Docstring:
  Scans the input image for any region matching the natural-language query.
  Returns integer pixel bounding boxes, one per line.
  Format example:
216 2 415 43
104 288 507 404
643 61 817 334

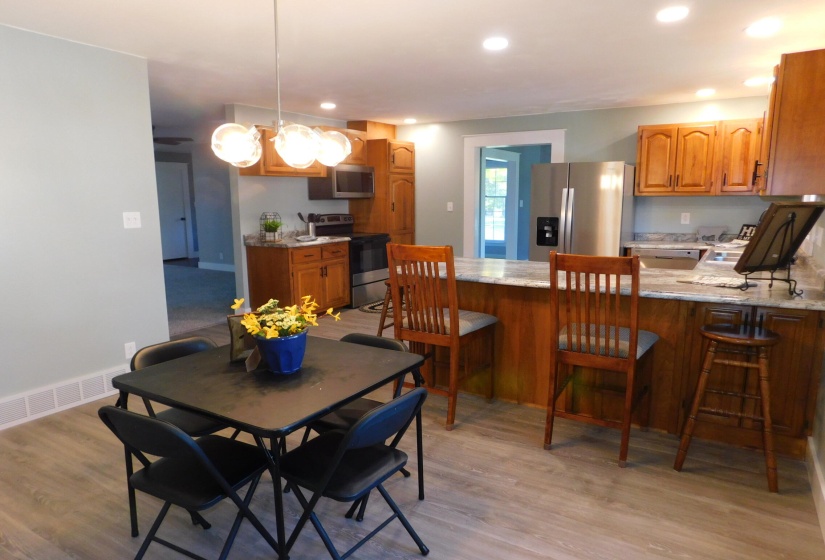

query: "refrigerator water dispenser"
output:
536 217 559 247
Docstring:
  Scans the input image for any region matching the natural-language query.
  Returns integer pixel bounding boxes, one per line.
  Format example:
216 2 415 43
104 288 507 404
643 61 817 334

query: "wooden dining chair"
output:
544 251 659 467
387 243 497 430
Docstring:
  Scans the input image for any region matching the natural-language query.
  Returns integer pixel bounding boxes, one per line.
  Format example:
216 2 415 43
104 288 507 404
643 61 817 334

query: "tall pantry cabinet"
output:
349 139 416 244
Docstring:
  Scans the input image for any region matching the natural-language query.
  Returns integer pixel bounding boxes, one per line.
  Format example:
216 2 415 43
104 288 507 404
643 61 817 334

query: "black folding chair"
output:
98 406 279 560
300 333 426 521
281 387 430 559
120 336 238 537
129 337 228 437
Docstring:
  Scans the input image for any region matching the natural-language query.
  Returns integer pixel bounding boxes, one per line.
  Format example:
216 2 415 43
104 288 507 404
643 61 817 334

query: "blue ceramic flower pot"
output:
255 329 308 374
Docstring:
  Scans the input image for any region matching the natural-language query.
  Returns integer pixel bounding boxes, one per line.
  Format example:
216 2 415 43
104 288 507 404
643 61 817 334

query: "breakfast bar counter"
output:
447 255 825 458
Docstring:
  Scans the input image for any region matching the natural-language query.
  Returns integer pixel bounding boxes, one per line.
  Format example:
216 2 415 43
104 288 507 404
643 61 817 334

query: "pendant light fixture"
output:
211 0 350 169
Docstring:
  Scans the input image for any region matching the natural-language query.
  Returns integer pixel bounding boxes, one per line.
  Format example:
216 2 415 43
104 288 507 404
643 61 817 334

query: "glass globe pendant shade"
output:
229 141 262 168
315 129 352 167
274 124 320 168
211 124 262 167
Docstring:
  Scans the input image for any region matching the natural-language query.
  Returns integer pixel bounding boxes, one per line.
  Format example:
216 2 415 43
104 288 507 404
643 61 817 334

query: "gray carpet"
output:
164 264 236 335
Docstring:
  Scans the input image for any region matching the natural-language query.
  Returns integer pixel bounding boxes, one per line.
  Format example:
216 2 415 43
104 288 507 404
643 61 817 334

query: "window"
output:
484 165 508 241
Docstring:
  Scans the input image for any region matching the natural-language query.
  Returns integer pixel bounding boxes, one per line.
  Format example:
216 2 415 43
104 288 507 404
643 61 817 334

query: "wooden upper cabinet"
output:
344 129 368 165
674 125 715 193
762 48 825 196
715 118 763 195
390 175 415 239
637 119 766 196
314 127 368 166
388 141 415 174
636 126 677 194
636 124 715 195
239 127 327 177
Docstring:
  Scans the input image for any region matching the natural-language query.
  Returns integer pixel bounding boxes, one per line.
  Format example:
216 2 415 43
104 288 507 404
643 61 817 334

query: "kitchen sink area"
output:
704 249 745 264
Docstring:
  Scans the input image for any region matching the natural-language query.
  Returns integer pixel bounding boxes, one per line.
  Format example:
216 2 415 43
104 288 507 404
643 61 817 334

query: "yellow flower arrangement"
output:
230 296 340 339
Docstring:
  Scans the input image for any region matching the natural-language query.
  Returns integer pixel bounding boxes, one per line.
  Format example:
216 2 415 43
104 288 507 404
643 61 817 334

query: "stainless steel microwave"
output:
308 164 375 199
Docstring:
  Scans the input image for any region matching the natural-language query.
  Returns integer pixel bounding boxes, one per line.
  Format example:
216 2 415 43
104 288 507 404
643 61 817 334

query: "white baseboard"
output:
808 437 825 544
198 261 235 272
0 366 125 430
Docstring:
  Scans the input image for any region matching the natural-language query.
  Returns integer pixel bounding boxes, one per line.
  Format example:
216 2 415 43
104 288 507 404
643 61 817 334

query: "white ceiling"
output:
2 0 824 139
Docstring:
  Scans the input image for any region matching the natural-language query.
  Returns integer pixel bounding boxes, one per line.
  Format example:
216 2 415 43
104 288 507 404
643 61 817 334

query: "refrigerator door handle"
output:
559 187 569 253
564 188 575 253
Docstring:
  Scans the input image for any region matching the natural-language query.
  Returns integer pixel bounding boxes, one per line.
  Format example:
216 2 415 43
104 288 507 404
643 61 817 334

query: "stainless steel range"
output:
315 214 391 308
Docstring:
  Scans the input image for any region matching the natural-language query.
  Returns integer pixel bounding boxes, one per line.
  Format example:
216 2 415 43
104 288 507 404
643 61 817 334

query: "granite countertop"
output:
452 255 825 311
244 234 350 248
625 240 714 251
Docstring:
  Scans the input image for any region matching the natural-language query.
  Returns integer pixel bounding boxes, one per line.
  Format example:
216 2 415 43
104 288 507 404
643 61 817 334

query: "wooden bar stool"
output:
673 323 781 492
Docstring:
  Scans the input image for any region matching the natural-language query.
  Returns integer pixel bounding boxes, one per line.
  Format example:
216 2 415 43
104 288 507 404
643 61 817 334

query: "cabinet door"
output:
388 141 415 174
716 119 762 195
757 308 820 442
390 175 415 237
763 49 825 196
293 263 324 307
636 126 677 194
322 259 350 308
343 130 368 165
673 125 715 193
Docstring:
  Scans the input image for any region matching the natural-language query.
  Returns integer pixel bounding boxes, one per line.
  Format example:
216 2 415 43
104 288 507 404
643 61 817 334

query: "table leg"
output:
255 434 288 559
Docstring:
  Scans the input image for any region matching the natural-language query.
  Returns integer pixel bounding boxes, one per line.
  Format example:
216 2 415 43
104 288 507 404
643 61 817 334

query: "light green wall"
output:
0 25 168 398
398 96 770 250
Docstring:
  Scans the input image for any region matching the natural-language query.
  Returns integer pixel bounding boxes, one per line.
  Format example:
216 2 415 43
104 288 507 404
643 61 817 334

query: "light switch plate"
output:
123 212 142 229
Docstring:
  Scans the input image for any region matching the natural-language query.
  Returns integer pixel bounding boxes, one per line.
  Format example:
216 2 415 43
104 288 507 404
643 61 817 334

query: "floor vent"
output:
0 366 128 431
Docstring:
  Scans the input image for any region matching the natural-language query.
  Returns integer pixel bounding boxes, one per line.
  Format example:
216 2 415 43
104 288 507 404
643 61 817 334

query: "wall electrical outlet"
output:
123 212 142 229
680 212 690 225
124 341 136 358
447 202 454 212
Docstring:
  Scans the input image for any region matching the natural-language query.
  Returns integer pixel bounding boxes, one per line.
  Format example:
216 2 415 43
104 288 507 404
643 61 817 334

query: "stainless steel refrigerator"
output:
528 162 635 261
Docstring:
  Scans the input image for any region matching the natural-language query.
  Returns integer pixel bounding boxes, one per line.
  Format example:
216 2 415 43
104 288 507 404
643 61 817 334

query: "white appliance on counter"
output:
529 162 635 261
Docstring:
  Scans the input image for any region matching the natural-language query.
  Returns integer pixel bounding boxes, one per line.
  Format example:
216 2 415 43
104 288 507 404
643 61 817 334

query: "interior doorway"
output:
463 130 566 258
155 161 194 260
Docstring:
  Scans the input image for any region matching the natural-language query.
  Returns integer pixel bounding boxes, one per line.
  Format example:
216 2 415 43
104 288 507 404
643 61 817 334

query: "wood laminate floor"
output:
2 308 823 559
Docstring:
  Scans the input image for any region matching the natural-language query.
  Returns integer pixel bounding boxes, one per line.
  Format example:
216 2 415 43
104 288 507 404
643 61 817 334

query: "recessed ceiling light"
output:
483 37 508 51
403 118 417 124
696 88 716 97
656 6 689 23
746 17 782 38
744 76 775 87
320 102 336 110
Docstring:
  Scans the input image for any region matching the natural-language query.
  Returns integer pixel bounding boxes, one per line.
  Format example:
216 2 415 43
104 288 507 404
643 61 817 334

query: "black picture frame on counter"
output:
734 201 825 296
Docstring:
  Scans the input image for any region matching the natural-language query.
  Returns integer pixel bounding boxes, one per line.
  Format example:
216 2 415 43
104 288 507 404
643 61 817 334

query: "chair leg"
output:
416 407 425 500
376 283 393 337
757 347 779 493
124 448 139 538
674 341 718 472
445 343 460 430
189 510 211 530
618 365 636 468
544 362 560 450
134 502 172 560
377 484 429 555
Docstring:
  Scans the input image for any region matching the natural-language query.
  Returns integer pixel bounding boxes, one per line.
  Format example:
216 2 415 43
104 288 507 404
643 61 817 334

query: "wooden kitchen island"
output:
447 254 825 459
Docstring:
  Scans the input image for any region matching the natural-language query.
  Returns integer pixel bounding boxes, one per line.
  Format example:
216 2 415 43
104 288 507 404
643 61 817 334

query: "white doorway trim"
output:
463 129 566 257
155 161 194 260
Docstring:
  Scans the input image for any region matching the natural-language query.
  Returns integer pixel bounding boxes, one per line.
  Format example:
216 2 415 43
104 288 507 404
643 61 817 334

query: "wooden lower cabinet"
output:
452 280 822 458
246 242 350 310
681 302 821 457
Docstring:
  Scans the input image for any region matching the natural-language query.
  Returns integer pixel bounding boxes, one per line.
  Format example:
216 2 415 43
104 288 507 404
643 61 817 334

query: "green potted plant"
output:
263 219 282 241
